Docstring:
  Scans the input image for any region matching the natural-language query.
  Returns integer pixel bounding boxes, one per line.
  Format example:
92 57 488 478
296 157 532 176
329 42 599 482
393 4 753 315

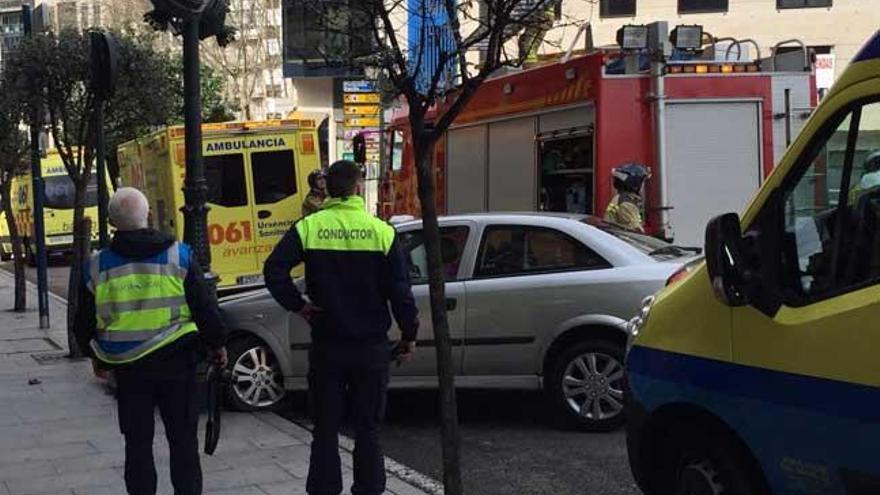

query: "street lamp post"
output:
145 0 234 296
181 17 216 292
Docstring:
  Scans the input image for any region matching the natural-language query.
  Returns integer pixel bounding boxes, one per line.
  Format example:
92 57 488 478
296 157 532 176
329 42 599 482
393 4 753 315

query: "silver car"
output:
218 213 696 430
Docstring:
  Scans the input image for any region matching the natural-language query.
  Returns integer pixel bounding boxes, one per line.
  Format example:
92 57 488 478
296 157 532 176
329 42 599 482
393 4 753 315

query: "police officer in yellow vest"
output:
74 187 227 495
264 160 419 495
605 163 651 233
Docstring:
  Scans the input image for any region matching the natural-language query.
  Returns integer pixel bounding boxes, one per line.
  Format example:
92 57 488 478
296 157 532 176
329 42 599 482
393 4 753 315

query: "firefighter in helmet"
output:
605 163 651 232
302 169 327 217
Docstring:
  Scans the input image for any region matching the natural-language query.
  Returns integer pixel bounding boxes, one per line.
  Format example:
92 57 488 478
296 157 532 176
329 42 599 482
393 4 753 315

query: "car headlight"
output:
626 295 655 351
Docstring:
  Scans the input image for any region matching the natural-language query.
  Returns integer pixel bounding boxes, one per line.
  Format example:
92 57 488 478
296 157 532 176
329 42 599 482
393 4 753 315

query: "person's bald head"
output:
109 187 149 231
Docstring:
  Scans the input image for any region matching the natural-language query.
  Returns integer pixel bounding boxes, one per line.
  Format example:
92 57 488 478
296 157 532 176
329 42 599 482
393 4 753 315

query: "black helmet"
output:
612 163 651 193
308 169 325 189
865 150 880 173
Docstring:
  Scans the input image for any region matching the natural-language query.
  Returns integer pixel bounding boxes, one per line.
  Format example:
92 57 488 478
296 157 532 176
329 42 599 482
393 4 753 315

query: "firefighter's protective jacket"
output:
604 192 645 233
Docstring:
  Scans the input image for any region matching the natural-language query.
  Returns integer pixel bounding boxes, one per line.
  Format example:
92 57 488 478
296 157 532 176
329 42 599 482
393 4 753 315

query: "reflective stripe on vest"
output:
86 242 197 364
296 196 395 254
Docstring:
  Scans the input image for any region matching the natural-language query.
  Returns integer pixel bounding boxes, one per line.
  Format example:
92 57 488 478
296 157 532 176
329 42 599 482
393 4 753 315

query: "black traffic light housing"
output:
145 0 236 46
89 31 120 99
353 133 367 165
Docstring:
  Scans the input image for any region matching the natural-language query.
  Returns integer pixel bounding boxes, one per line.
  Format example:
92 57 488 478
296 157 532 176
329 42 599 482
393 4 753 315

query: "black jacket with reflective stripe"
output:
263 196 418 345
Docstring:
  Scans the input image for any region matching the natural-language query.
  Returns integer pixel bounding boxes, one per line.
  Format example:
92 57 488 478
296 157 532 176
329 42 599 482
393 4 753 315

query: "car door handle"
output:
258 210 272 219
446 298 457 311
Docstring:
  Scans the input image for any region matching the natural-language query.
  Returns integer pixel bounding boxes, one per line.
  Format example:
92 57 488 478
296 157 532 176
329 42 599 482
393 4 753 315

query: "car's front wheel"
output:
547 339 626 431
225 337 286 411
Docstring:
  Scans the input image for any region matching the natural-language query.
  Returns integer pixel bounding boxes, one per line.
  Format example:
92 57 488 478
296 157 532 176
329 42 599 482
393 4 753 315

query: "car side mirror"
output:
705 213 749 306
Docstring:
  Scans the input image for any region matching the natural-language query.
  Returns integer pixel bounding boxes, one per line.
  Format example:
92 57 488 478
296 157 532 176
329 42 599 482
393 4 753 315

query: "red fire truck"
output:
379 35 816 246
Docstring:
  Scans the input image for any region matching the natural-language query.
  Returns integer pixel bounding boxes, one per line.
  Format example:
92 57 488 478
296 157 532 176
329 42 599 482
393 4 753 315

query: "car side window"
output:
780 99 880 301
476 226 610 278
399 226 470 284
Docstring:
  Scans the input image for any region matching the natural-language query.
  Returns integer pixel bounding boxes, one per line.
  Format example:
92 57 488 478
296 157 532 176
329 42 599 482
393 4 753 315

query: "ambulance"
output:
0 211 10 261
625 31 880 495
117 119 321 290
8 151 102 262
380 26 816 247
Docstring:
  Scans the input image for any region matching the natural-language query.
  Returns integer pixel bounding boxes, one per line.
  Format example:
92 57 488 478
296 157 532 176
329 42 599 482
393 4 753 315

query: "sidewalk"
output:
0 271 430 495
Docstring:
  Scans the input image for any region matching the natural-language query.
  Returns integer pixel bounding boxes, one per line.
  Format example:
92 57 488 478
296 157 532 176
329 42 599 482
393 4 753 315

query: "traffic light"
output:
353 133 367 165
89 31 120 99
145 0 235 46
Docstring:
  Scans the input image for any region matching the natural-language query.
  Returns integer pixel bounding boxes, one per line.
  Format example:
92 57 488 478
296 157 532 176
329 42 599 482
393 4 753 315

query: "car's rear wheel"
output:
225 337 286 411
547 339 626 431
660 423 767 495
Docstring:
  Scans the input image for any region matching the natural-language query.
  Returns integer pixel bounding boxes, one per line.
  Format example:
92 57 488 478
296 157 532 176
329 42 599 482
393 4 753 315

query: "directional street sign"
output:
344 93 381 104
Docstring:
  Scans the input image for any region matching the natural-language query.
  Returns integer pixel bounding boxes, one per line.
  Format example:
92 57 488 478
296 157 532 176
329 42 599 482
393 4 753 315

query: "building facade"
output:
554 0 875 85
0 0 32 72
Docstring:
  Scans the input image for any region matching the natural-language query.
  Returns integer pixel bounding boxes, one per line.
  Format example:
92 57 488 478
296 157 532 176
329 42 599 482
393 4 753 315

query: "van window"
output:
781 100 880 300
206 154 247 207
252 150 297 204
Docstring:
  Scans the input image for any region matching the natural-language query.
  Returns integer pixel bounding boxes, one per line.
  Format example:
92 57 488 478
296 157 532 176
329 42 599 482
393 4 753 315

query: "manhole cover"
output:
31 352 70 365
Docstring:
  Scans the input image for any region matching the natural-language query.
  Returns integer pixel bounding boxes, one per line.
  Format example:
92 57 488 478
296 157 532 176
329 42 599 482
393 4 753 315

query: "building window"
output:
777 0 831 8
600 0 636 17
265 84 283 98
678 0 728 14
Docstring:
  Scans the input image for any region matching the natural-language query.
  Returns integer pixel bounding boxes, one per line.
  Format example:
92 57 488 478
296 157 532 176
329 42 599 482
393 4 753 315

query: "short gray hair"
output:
109 187 149 231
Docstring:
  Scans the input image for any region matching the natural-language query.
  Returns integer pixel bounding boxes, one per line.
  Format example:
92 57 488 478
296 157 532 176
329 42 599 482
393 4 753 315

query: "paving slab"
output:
0 270 432 495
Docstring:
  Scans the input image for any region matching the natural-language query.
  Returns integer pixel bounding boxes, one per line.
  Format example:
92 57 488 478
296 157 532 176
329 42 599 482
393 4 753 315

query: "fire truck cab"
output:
381 30 816 246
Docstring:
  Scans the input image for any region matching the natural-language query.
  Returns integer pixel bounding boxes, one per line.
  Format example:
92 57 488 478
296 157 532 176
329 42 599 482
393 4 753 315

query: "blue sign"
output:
343 80 377 93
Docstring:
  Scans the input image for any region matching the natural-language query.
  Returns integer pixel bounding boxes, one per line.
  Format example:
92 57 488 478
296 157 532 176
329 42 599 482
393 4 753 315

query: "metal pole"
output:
181 18 217 295
649 22 671 241
30 117 50 329
23 5 49 329
95 100 109 248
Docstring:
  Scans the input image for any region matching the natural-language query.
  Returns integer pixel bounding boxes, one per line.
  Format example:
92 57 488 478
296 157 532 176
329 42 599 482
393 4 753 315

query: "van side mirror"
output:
705 213 749 306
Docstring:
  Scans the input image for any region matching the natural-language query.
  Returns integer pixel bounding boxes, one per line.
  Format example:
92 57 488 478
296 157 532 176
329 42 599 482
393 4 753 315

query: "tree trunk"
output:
412 135 463 495
66 179 88 358
1 181 26 312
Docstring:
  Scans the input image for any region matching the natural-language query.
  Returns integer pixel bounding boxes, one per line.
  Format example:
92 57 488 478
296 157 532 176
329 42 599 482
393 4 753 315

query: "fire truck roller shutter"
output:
488 117 537 211
447 125 488 214
664 101 762 247
772 74 814 165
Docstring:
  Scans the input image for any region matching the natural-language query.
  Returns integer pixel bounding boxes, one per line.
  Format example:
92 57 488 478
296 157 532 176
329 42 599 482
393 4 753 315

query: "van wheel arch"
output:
636 403 770 495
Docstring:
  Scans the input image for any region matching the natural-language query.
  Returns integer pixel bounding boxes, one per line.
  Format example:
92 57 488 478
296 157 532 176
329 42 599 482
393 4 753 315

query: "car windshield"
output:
581 217 698 259
44 174 98 210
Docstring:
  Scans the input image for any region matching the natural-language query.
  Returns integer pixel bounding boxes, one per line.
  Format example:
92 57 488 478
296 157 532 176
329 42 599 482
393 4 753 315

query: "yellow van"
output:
625 32 880 495
117 119 321 289
0 211 10 261
10 151 102 262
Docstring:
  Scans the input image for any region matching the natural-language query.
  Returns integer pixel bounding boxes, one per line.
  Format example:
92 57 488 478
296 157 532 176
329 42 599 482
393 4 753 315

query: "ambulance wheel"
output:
225 337 286 412
665 424 768 495
546 339 627 431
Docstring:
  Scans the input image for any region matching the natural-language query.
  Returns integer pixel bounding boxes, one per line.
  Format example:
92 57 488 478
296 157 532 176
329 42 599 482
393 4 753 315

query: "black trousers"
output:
306 342 390 495
115 348 202 495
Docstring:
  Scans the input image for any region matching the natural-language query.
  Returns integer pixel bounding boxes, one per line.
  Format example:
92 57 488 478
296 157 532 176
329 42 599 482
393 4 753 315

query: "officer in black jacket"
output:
263 160 419 495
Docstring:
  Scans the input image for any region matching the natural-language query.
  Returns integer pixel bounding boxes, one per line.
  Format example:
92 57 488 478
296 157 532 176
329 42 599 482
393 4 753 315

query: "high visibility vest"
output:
296 196 395 255
85 242 198 364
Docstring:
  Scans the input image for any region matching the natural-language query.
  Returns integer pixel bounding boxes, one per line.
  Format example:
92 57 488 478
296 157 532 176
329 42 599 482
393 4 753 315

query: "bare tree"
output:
289 0 583 492
202 0 285 120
